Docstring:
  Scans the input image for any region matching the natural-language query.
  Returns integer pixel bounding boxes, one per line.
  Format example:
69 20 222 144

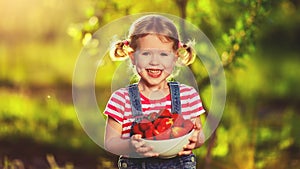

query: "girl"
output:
104 14 205 169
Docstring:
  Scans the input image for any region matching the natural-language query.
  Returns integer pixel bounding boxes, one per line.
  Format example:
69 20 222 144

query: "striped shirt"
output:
104 84 205 138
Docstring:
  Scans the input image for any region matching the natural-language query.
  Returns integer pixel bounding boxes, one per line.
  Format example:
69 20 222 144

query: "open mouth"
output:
146 69 162 78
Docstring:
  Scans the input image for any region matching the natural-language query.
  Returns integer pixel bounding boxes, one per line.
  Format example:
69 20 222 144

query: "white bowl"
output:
141 129 194 158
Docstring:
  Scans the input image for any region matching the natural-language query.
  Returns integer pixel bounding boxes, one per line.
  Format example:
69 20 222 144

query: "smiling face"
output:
130 34 177 88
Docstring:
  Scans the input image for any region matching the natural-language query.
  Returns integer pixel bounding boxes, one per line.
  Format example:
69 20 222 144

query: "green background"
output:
0 0 299 168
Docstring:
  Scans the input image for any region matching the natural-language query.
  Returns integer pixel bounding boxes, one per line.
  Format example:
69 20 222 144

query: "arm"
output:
104 117 159 157
191 116 205 148
104 117 132 155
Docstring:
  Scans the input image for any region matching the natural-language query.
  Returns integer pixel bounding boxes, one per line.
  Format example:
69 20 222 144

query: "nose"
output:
149 53 160 65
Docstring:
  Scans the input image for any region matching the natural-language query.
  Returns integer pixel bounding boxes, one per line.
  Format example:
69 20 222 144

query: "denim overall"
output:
118 82 197 169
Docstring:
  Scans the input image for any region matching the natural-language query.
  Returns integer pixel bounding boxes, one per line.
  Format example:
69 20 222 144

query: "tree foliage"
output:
67 1 300 168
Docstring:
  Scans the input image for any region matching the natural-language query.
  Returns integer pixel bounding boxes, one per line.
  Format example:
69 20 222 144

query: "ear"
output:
129 52 136 65
174 52 179 62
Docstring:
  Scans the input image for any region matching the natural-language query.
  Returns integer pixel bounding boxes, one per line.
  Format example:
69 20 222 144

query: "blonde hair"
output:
109 15 196 65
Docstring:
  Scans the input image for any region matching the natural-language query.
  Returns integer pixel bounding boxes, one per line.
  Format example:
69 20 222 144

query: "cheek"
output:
134 59 147 73
165 57 177 68
164 65 174 73
135 65 143 73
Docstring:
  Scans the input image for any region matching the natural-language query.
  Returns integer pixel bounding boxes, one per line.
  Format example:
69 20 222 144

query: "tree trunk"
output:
204 129 217 169
175 0 188 41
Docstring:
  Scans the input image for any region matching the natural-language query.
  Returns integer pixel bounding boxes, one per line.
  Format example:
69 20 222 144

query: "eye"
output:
141 51 151 56
160 52 169 56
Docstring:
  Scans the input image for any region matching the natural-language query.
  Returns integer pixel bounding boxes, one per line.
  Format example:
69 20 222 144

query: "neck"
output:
138 80 169 100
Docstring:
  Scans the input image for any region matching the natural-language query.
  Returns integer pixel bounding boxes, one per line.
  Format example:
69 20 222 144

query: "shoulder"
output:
179 83 199 94
112 87 128 94
110 87 129 100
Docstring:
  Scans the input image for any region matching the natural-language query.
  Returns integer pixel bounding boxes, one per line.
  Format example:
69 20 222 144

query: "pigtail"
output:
176 41 196 66
109 40 134 61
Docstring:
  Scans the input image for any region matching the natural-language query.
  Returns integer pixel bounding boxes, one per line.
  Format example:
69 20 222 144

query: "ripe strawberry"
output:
156 125 166 133
183 119 194 132
148 112 158 122
132 123 143 136
153 118 162 127
155 128 172 140
172 114 184 127
144 129 154 139
152 129 160 136
158 109 172 118
157 118 173 132
139 119 152 131
171 127 187 138
171 113 179 120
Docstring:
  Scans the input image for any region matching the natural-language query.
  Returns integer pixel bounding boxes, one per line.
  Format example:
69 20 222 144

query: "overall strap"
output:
128 84 143 122
168 81 182 114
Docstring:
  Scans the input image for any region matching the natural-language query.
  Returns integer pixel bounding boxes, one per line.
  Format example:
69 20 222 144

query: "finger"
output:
143 152 159 157
178 150 192 156
131 134 143 145
194 122 201 129
136 145 153 153
189 135 197 143
191 128 200 137
131 134 142 140
133 140 146 149
136 146 159 157
184 143 196 150
198 132 205 143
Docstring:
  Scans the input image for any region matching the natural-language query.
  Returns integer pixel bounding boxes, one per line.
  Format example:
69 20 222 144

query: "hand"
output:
130 134 159 157
178 118 204 156
178 130 198 156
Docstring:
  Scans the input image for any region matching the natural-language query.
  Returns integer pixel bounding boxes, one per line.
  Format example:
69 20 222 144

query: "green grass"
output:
0 89 95 150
